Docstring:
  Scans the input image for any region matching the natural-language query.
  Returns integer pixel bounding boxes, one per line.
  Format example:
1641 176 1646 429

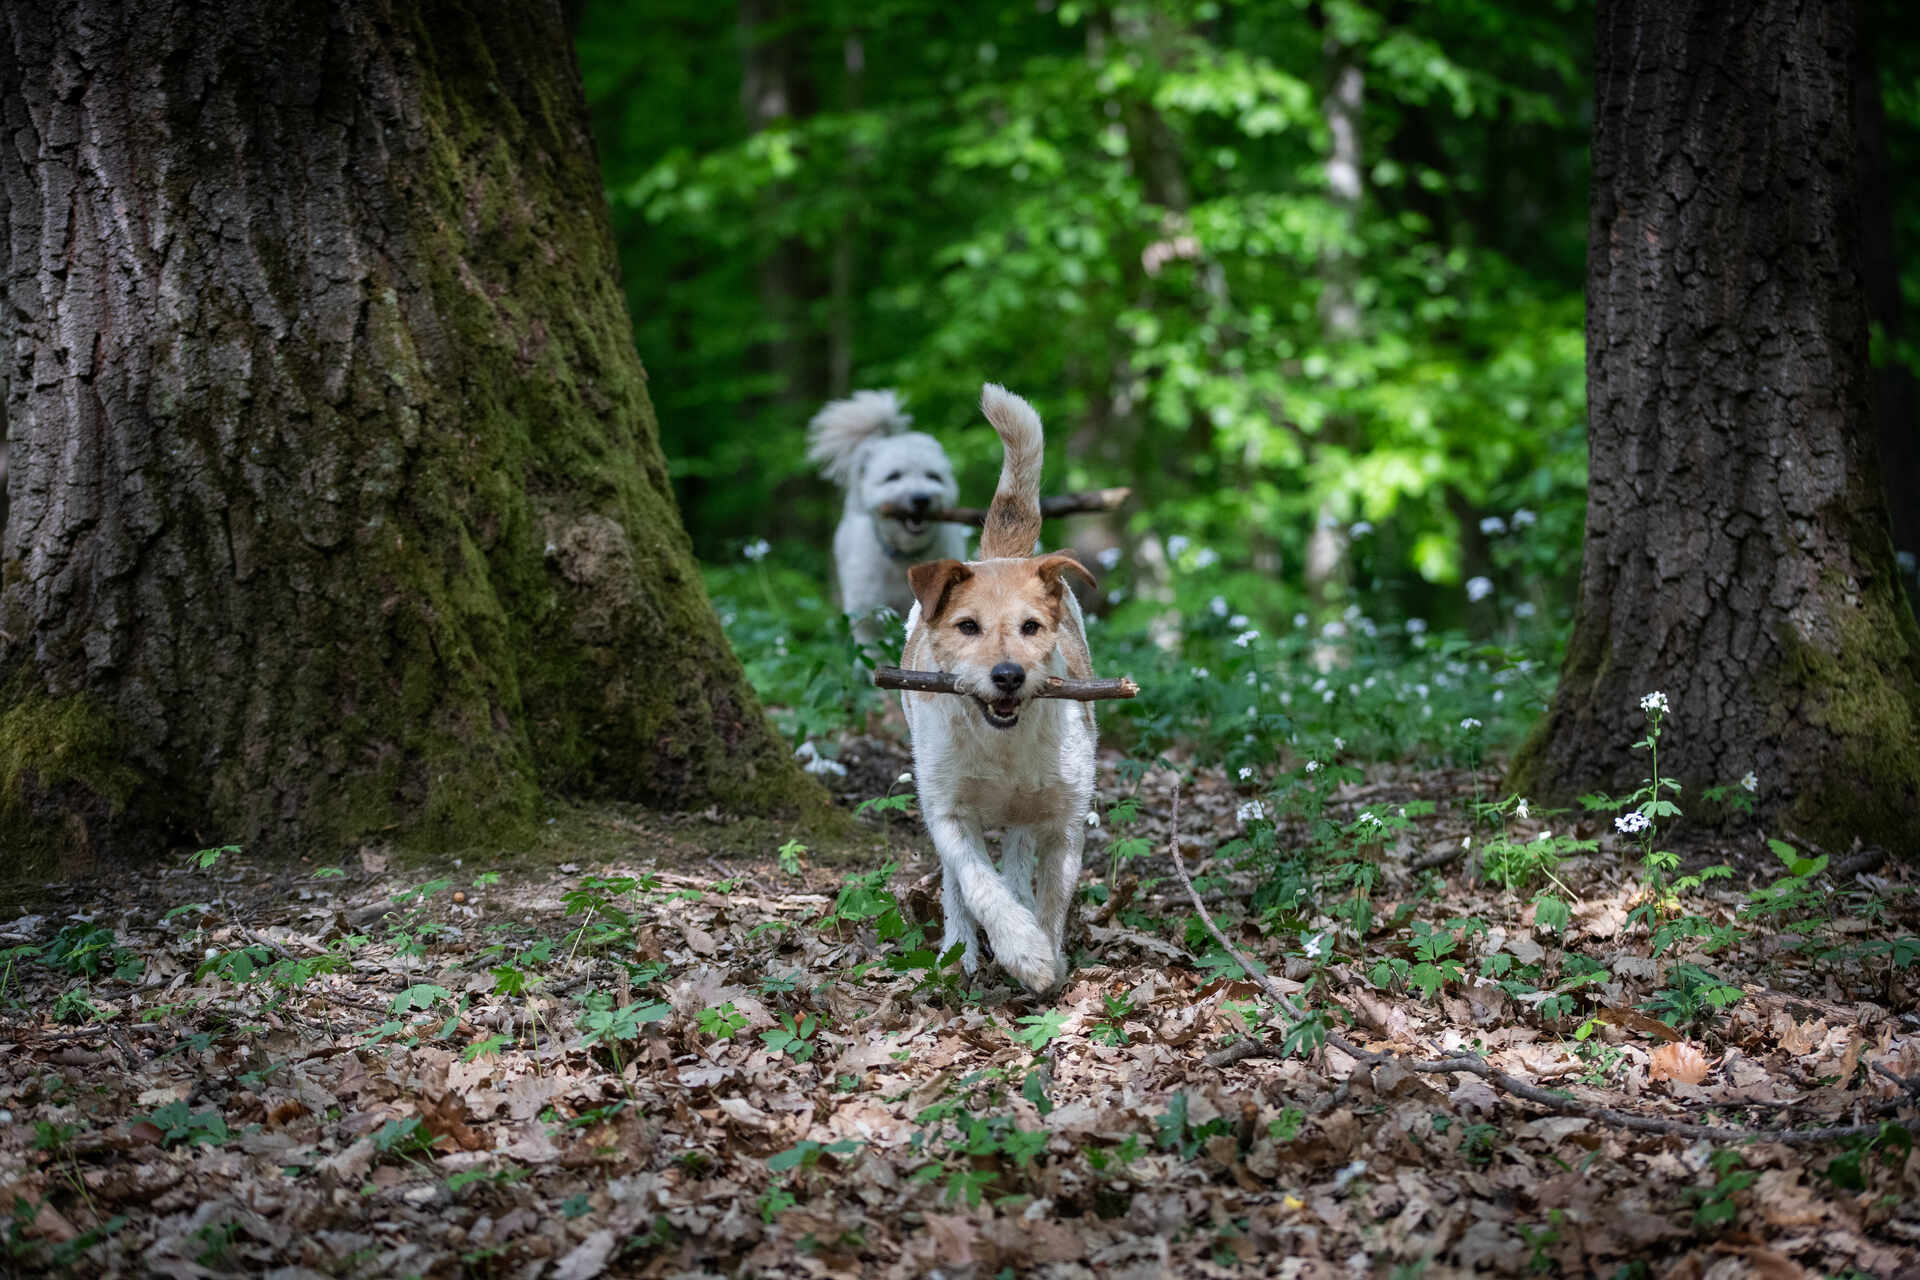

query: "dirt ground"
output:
0 745 1915 1278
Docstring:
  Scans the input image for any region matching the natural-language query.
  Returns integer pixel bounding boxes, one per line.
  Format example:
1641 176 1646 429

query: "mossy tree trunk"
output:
1509 0 1920 856
0 0 824 869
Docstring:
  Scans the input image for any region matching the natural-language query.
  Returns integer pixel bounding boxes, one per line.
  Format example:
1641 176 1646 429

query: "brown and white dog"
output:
901 385 1096 994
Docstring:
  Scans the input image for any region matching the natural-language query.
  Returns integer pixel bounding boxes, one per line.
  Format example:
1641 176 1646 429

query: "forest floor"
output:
0 743 1916 1279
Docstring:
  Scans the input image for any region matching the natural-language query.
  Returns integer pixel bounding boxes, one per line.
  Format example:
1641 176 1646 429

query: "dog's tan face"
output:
908 554 1092 730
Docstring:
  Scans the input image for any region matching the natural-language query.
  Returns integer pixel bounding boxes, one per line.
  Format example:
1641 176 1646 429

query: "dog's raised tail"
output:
978 383 1044 559
807 389 911 487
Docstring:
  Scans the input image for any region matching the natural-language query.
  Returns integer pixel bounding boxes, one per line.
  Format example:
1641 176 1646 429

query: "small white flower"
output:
1209 595 1229 617
1515 798 1530 820
1229 614 1250 630
1238 766 1253 780
1086 810 1101 828
1461 834 1471 850
1740 771 1758 793
896 771 913 786
1357 811 1382 828
1460 717 1483 731
1293 613 1309 629
1322 689 1335 703
1302 933 1326 959
1512 508 1537 528
1479 516 1507 536
743 538 771 562
1233 629 1260 648
1107 588 1127 604
1236 800 1266 825
1305 760 1322 773
1466 576 1494 603
1322 620 1347 639
1639 691 1669 715
1333 737 1345 751
1096 545 1124 570
1615 811 1652 835
1513 601 1537 619
1349 521 1374 538
1535 829 1552 843
1167 534 1191 558
1190 667 1210 680
1194 547 1220 569
1406 618 1428 634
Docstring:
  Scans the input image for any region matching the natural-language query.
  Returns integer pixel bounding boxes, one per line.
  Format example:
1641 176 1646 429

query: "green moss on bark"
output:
0 677 149 876
1765 571 1920 856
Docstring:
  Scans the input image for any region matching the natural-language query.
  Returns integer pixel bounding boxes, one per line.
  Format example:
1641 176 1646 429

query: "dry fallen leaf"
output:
1648 1041 1712 1086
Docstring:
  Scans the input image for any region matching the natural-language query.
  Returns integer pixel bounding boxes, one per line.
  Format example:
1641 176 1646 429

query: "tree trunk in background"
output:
1509 0 1920 855
1852 31 1920 592
1304 41 1364 650
0 0 824 870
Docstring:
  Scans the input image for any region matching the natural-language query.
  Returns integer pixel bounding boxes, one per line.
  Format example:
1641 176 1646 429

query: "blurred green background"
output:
574 0 1918 649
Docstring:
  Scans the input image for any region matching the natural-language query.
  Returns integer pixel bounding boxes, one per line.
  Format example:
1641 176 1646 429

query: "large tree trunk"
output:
0 0 824 870
1509 0 1920 855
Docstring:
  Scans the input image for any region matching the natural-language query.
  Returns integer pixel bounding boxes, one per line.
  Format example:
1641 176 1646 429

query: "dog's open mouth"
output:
899 517 928 536
976 696 1022 729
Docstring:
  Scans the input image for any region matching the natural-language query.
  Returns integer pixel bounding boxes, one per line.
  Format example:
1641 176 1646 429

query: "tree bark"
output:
0 0 825 870
1509 0 1920 855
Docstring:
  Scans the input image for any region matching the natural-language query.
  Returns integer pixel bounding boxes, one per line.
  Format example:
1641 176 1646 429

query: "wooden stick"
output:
873 666 1139 701
875 486 1131 527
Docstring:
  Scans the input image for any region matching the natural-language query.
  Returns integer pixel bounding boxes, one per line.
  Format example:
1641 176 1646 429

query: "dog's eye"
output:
925 472 941 481
1020 619 1042 636
884 471 903 483
955 619 981 636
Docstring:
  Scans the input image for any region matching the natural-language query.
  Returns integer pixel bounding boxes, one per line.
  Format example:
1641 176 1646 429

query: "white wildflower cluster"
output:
1193 547 1220 569
743 538 771 561
1513 602 1537 619
1639 691 1669 715
1466 576 1493 603
1357 811 1383 829
1305 760 1322 773
1293 613 1310 629
1236 800 1266 826
1238 766 1254 781
1349 521 1374 538
1512 508 1537 528
1229 613 1250 629
1096 546 1124 570
1233 629 1260 648
1166 534 1191 558
1405 618 1427 635
1740 770 1758 793
1460 717 1483 731
1479 516 1507 536
1210 595 1229 617
1190 667 1210 680
896 771 914 785
1321 620 1347 639
1302 932 1327 959
1614 811 1651 835
1086 810 1101 828
1515 797 1529 820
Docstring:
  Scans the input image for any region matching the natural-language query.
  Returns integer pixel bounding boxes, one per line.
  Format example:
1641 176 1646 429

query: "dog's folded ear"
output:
908 559 974 621
1031 552 1094 596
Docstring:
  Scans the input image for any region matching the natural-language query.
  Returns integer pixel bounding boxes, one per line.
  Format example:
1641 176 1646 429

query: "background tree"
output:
1508 0 1920 853
0 0 822 869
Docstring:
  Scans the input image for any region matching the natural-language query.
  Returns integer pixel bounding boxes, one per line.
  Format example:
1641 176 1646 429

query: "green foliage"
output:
580 0 1593 636
141 1101 228 1150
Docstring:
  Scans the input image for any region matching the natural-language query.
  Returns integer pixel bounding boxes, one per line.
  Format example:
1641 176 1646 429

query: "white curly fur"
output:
807 390 968 643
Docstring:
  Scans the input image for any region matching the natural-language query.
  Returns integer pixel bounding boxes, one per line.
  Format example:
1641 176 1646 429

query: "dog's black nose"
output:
908 493 934 514
990 663 1025 694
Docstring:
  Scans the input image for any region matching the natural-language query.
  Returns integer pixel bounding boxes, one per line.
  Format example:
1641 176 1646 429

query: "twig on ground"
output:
873 667 1139 701
1167 787 1902 1146
875 487 1131 526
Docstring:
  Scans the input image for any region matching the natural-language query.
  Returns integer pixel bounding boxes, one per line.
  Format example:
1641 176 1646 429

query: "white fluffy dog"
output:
807 391 968 645
899 385 1097 994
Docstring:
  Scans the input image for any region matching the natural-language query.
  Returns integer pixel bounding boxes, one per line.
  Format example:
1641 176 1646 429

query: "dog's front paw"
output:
999 939 1064 996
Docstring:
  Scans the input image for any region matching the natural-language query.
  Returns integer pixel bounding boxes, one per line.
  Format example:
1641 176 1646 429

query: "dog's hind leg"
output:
1032 823 1086 988
999 827 1038 912
939 863 981 974
928 811 1056 993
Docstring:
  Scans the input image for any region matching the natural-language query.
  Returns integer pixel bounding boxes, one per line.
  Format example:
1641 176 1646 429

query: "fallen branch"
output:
873 666 1139 701
876 486 1131 527
1166 788 1898 1146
